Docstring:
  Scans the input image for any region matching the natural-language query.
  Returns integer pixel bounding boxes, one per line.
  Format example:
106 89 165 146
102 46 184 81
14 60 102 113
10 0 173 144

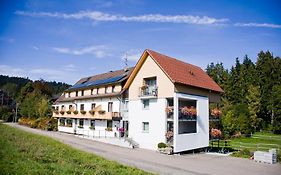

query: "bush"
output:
18 117 57 131
158 142 167 149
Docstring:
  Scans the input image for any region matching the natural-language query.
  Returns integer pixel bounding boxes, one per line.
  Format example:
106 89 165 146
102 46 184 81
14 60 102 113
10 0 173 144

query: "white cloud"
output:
235 22 281 29
33 46 39 50
15 10 228 25
53 45 109 58
0 37 15 43
0 65 25 77
0 65 78 84
121 49 142 61
64 64 76 71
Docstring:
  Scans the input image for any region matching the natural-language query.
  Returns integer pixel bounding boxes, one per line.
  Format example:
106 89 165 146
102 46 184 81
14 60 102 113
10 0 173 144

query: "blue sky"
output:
1 0 281 84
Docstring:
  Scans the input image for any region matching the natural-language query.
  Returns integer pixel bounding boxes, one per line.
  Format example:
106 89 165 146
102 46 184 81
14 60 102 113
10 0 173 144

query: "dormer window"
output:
81 90 84 96
97 88 99 95
68 92 71 98
76 91 78 97
91 89 94 95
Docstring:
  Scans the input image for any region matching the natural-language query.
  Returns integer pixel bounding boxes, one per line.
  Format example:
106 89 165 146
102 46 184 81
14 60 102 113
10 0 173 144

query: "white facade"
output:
173 92 209 153
128 98 167 150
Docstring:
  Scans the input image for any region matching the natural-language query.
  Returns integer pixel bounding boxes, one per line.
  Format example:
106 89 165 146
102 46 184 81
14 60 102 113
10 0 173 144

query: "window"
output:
107 120 112 128
76 91 78 97
142 122 149 132
91 89 94 95
55 106 59 111
90 120 95 127
79 119 84 127
108 102 113 112
61 105 65 111
97 88 99 94
66 119 72 127
59 118 65 126
81 90 84 96
91 103 96 110
112 85 115 93
142 99 149 109
105 87 108 94
69 105 73 110
68 92 71 98
80 104 84 111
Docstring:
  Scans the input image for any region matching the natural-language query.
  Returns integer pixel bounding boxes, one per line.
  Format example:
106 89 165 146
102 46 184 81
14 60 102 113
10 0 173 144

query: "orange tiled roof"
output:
146 49 223 93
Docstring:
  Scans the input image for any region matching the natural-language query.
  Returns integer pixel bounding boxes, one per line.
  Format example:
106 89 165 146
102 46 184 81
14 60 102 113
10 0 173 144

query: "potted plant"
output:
60 111 65 115
165 131 173 143
165 106 174 114
80 110 86 115
180 106 197 119
73 110 78 115
89 126 95 130
89 110 95 115
211 108 222 117
98 110 106 114
211 128 222 139
157 142 173 155
105 127 112 131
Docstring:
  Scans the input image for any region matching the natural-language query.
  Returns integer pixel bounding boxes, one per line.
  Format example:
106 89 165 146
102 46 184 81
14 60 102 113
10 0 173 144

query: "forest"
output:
0 50 280 135
207 51 281 135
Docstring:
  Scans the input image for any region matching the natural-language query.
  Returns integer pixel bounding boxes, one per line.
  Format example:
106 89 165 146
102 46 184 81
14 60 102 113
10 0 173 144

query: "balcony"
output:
52 109 121 121
139 85 158 99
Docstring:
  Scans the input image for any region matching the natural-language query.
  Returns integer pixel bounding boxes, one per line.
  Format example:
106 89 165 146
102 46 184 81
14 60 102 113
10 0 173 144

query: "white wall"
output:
128 98 166 150
173 92 209 153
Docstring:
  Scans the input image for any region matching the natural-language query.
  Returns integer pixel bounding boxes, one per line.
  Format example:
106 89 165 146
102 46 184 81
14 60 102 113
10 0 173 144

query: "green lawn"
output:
228 132 281 152
0 124 152 175
210 132 281 160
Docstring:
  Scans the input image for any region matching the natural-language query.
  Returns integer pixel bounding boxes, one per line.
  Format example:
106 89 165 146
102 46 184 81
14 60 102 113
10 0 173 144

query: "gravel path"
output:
5 123 281 175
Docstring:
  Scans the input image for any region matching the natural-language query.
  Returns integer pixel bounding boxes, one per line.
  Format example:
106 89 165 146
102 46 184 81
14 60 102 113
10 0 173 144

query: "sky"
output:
0 0 281 85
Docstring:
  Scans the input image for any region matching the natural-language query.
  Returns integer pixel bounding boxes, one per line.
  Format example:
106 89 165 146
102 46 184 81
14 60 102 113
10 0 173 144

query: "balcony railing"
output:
139 86 158 98
52 110 121 120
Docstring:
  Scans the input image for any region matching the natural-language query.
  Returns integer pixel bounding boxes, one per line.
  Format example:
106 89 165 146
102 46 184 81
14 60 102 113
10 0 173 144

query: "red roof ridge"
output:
145 49 223 93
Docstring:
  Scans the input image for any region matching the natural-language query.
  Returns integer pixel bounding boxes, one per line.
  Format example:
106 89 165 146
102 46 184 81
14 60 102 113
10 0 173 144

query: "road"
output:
5 123 281 175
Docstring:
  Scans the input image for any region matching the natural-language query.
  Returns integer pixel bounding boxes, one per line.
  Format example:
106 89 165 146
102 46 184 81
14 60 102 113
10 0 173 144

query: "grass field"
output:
210 132 281 160
0 124 152 175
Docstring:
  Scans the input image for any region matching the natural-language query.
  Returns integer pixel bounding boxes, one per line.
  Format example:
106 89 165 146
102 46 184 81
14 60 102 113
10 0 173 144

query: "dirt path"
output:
5 123 281 175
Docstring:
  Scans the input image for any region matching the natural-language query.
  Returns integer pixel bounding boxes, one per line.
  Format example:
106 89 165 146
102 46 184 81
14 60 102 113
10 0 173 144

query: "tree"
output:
37 96 50 118
246 85 262 131
272 85 281 134
2 83 17 98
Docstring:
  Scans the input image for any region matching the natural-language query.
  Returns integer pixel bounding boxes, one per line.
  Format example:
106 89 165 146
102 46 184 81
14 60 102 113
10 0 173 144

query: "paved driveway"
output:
6 123 281 175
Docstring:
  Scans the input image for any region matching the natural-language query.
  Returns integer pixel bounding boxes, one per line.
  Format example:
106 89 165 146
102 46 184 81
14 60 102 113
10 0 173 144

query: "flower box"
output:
59 111 65 115
66 110 71 114
89 110 95 115
78 125 83 129
105 127 112 131
98 110 105 115
89 126 95 130
73 110 78 115
80 110 86 115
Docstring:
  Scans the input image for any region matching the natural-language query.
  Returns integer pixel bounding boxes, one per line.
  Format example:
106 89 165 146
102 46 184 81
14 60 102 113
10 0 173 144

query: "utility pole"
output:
124 52 128 70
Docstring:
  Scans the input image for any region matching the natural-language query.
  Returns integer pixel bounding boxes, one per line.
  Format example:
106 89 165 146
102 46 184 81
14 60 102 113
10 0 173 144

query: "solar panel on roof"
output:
67 74 126 91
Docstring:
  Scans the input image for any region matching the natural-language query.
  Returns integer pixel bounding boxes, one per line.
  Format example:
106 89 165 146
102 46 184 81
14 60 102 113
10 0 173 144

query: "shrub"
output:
158 142 167 149
18 117 58 131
